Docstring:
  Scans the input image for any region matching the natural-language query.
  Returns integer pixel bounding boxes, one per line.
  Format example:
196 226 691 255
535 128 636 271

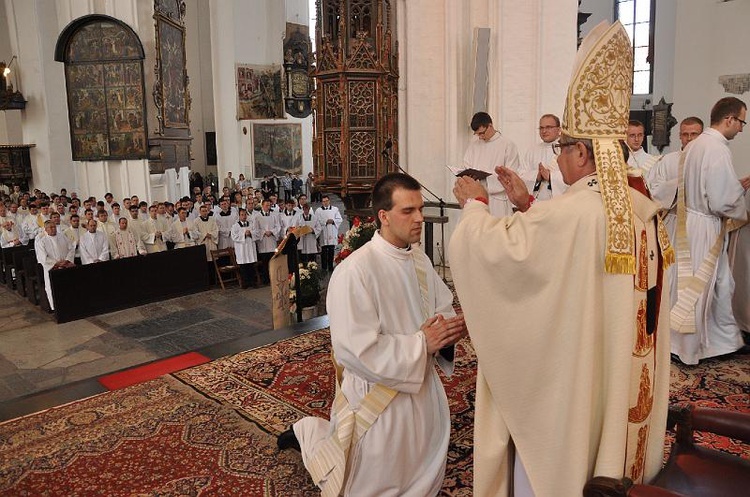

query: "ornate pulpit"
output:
313 0 398 209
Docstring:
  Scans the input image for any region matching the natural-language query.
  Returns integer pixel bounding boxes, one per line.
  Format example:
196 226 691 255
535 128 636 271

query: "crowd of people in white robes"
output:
0 176 342 308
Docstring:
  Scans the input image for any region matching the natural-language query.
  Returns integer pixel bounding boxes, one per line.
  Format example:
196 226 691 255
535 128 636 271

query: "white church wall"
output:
397 0 578 261
672 0 750 177
208 0 313 189
2 0 156 200
184 0 212 176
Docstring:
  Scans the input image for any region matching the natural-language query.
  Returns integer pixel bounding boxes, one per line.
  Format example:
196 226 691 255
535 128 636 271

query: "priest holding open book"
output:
461 112 521 217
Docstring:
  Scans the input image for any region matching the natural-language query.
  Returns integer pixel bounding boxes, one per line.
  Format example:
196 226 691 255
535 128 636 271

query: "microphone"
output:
381 138 393 156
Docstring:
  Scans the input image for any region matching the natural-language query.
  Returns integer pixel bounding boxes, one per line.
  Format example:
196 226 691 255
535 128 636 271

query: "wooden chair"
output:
584 404 750 497
210 248 242 290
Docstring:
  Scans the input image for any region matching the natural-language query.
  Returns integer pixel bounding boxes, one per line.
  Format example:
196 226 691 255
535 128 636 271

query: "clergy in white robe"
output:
279 202 298 236
450 22 671 497
62 216 84 261
462 112 521 217
194 205 219 261
672 100 750 365
643 117 705 308
253 200 281 285
289 174 467 496
79 219 110 264
109 218 147 259
519 114 568 201
214 200 238 250
168 208 197 248
142 207 170 253
294 204 318 263
313 196 342 272
231 208 258 287
0 220 28 248
35 221 75 310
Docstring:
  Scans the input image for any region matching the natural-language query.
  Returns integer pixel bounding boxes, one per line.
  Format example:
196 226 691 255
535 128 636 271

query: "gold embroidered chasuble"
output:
449 175 670 497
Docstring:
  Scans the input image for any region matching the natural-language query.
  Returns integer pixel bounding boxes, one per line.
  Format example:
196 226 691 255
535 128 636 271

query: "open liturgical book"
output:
446 165 491 181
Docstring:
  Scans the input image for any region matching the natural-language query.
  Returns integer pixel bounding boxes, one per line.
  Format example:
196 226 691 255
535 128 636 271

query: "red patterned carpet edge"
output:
98 351 211 390
0 376 319 496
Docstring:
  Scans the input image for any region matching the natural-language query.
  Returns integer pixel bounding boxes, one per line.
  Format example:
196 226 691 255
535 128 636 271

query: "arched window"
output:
55 15 147 161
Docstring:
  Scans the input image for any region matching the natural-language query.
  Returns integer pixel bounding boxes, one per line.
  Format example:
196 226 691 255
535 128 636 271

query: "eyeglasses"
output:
538 125 559 131
552 142 578 155
733 116 747 126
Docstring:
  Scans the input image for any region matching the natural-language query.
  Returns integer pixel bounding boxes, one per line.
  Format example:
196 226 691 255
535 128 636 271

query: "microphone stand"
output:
382 146 448 279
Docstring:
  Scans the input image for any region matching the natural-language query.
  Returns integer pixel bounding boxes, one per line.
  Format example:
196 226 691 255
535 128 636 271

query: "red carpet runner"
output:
98 352 211 390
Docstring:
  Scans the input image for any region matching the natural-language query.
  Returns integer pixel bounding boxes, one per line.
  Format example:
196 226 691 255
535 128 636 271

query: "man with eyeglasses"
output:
671 97 750 365
450 22 672 496
642 116 704 308
519 114 568 201
462 112 520 217
625 120 659 173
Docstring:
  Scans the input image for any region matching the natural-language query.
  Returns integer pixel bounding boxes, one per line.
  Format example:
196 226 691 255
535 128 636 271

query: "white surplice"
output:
252 210 281 254
194 216 219 260
215 209 238 249
672 128 748 364
0 224 28 248
313 206 342 246
168 218 197 248
627 147 659 174
463 132 521 217
644 150 680 307
79 230 110 264
294 210 318 255
110 229 146 259
279 209 298 236
141 217 170 253
35 233 75 310
519 141 568 201
294 232 456 496
230 220 257 264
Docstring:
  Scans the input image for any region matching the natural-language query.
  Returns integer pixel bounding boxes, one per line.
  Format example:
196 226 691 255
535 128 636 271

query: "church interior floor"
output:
0 195 352 422
0 279 289 416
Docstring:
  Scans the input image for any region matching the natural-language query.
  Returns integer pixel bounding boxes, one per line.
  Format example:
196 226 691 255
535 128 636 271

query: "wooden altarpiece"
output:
313 0 398 209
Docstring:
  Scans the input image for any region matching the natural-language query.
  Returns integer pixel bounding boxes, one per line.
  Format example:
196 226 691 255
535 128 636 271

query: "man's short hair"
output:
84 208 94 214
540 114 560 126
112 202 120 208
470 112 493 132
681 116 704 129
628 120 645 129
70 214 79 220
372 173 421 228
321 194 329 201
710 97 747 126
176 207 186 213
97 210 107 217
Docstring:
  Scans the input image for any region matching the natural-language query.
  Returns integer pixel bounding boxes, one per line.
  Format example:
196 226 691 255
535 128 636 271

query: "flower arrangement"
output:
335 216 377 264
290 261 321 312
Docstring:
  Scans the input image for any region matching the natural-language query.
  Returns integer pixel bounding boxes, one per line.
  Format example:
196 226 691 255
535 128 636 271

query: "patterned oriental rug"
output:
1 329 747 496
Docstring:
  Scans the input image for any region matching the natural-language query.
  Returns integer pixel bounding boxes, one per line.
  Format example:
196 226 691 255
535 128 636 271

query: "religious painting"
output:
157 19 189 128
252 123 302 178
237 64 284 120
58 17 148 161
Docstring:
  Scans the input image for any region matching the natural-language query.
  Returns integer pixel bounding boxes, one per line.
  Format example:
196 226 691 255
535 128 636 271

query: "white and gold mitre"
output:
562 21 636 275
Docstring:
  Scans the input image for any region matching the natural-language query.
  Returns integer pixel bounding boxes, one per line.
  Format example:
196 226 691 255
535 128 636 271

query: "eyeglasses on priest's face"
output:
731 116 747 127
552 142 578 156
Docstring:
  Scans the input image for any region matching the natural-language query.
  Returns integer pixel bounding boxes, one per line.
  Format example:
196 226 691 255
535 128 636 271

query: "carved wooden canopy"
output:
313 0 398 208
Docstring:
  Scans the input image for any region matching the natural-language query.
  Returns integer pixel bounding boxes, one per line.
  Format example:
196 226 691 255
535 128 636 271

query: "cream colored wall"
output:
209 0 313 188
397 0 578 260
672 0 750 177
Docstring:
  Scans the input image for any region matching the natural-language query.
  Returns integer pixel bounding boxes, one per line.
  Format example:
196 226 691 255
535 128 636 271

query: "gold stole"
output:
670 152 748 335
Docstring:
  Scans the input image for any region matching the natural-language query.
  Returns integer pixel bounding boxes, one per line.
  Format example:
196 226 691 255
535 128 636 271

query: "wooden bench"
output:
49 245 209 323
